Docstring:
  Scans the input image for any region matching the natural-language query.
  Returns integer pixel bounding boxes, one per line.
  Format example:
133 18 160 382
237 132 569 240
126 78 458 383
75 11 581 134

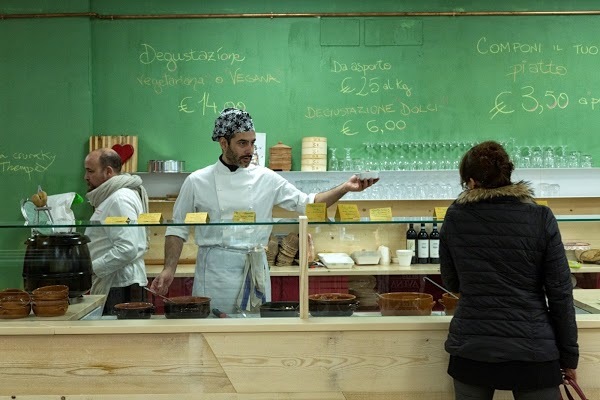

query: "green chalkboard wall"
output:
1 0 600 288
92 11 600 172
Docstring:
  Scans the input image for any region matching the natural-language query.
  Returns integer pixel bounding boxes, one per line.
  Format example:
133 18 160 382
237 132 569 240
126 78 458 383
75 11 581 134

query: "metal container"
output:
147 160 185 173
22 233 93 298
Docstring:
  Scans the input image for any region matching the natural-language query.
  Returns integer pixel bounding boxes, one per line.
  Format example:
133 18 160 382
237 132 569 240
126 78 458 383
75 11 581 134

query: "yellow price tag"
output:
233 211 256 222
306 203 327 222
433 207 448 220
137 213 163 224
104 216 130 224
184 212 210 223
334 204 360 222
369 207 392 221
535 200 549 206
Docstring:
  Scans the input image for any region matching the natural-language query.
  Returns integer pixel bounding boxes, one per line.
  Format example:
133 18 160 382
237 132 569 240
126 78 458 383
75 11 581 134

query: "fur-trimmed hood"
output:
455 181 535 205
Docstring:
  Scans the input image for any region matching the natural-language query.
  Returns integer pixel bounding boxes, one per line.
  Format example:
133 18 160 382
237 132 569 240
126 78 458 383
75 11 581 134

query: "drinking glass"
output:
581 154 593 168
567 151 581 168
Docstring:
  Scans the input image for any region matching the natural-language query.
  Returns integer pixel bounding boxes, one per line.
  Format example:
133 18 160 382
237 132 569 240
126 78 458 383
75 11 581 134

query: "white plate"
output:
317 253 354 269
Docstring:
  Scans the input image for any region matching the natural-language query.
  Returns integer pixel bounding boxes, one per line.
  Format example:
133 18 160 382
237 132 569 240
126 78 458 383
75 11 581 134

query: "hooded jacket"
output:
440 181 578 369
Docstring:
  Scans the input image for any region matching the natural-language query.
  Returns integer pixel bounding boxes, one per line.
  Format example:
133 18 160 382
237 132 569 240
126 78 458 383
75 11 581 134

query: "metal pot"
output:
22 233 93 298
147 160 185 173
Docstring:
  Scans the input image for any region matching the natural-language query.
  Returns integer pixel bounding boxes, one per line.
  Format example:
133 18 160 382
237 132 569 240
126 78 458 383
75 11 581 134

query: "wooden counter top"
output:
146 264 600 278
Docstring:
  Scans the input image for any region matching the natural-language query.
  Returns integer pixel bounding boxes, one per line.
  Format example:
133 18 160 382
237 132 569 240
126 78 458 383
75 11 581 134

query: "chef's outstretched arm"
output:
150 235 184 295
314 175 379 208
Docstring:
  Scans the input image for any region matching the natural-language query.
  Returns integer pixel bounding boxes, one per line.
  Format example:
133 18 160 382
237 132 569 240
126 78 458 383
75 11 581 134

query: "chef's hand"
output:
346 175 379 192
150 269 175 296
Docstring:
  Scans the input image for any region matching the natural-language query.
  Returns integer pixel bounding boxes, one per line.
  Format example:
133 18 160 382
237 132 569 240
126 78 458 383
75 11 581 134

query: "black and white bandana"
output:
212 108 254 141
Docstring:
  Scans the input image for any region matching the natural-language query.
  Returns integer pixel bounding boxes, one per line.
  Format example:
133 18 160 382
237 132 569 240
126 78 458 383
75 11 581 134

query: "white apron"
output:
193 246 271 315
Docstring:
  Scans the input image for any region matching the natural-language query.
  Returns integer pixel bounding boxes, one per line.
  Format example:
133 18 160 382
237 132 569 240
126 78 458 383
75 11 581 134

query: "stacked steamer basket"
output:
301 137 327 171
268 142 292 171
276 233 299 266
348 275 379 310
266 235 280 266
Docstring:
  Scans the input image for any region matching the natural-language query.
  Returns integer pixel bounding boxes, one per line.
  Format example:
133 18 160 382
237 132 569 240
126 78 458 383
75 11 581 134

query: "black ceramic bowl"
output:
113 302 154 319
309 300 359 317
164 296 211 319
260 301 299 318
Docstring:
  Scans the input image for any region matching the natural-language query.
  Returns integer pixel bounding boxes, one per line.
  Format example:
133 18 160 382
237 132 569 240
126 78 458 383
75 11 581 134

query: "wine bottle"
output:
429 223 440 264
406 223 417 264
417 223 429 264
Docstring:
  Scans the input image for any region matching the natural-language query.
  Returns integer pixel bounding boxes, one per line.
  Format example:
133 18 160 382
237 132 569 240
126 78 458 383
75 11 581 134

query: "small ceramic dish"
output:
357 171 379 180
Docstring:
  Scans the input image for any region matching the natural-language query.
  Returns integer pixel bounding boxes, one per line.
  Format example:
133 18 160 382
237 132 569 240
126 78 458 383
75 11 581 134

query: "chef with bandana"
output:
150 108 378 314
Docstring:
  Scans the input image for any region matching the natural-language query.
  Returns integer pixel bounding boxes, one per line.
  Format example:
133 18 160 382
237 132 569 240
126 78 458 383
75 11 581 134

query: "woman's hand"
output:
563 367 577 384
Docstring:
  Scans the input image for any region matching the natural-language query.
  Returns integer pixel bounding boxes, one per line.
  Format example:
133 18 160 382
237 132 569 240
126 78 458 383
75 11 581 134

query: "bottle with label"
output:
406 223 417 264
417 223 430 264
429 223 440 264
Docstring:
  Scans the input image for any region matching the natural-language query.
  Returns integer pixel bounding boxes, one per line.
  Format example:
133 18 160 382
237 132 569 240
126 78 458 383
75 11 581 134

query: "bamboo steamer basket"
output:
301 137 327 171
269 141 292 171
300 160 327 171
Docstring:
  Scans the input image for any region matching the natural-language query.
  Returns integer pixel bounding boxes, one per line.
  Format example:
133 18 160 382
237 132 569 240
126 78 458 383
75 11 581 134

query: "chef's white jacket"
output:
85 188 148 293
166 161 315 248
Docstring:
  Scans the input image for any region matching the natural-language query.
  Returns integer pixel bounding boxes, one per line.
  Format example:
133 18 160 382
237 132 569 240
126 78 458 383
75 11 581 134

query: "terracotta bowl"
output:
438 293 461 315
113 302 154 319
32 298 69 317
32 285 69 301
0 288 31 302
377 292 435 316
0 289 32 319
308 293 356 304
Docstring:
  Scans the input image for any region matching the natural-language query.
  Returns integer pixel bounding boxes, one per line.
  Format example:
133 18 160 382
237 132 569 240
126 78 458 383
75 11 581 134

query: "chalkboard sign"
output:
91 14 600 171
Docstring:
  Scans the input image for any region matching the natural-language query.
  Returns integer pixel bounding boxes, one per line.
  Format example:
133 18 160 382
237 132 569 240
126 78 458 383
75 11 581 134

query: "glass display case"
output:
2 212 599 321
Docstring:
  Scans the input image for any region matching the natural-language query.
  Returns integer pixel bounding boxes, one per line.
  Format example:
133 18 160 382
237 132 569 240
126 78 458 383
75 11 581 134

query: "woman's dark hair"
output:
459 141 514 189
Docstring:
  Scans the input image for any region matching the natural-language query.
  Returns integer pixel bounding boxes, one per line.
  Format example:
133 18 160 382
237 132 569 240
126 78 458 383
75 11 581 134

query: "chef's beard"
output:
224 147 252 168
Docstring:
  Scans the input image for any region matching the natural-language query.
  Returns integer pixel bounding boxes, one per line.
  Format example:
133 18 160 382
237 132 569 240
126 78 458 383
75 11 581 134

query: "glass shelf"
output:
4 214 600 229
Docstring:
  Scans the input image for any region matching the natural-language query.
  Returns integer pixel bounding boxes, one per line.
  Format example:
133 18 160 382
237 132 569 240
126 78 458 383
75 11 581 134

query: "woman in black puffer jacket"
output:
440 141 578 400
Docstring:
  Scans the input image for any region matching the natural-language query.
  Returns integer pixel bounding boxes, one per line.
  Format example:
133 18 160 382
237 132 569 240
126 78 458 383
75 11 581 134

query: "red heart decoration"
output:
112 144 135 163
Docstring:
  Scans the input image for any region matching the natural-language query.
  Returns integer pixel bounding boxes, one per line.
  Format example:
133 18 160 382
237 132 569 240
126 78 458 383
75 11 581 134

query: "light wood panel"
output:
0 318 599 398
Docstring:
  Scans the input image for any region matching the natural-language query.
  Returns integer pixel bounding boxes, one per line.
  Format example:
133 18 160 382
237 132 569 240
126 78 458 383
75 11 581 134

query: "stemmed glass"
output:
363 143 376 171
342 148 353 171
381 142 393 171
328 148 339 171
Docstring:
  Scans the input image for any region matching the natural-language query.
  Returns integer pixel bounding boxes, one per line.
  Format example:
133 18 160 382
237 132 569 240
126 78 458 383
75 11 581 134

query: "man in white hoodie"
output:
84 148 148 315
